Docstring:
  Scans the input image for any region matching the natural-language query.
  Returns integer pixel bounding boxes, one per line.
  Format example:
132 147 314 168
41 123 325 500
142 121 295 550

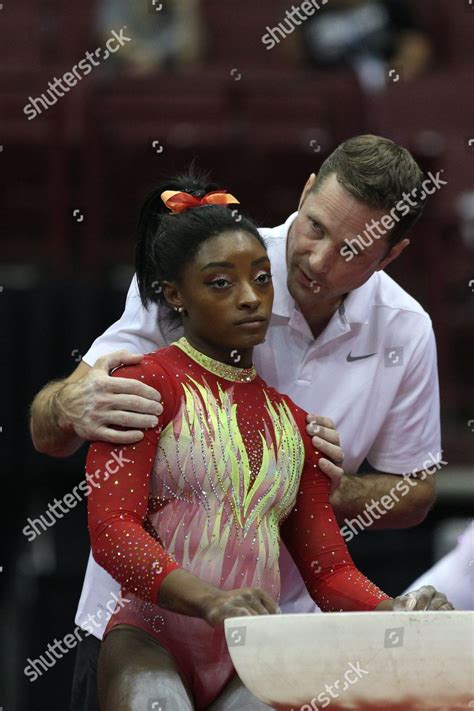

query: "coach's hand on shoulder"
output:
376 585 454 611
57 349 163 444
306 413 344 493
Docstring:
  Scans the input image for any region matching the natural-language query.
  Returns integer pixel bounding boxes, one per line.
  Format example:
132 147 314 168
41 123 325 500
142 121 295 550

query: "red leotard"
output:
87 337 390 709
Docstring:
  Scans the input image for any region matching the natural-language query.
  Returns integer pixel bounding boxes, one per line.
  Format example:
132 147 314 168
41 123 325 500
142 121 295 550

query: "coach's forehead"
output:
310 174 387 234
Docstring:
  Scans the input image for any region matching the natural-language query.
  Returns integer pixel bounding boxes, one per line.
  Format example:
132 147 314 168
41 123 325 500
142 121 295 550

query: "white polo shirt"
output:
76 212 441 635
403 521 474 610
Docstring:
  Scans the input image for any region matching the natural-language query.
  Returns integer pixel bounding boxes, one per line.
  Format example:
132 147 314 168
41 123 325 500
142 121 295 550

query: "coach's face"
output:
286 173 410 310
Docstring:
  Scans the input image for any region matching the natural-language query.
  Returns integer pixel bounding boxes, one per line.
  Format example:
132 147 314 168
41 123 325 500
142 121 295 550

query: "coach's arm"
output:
305 414 437 529
329 467 437 529
322 322 441 529
30 350 162 457
31 354 346 470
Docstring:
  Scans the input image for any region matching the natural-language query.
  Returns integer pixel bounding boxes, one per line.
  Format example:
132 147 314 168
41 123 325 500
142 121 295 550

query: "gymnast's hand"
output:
376 585 454 611
306 414 345 493
57 349 163 444
202 587 279 628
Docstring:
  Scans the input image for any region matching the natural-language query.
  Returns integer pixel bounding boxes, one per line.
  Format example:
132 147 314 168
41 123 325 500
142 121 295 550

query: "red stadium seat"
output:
368 69 473 140
0 81 71 268
44 0 99 68
0 1 46 72
367 69 473 220
201 0 291 68
438 0 474 66
409 0 449 64
225 67 366 220
384 0 470 68
78 69 239 269
238 69 365 148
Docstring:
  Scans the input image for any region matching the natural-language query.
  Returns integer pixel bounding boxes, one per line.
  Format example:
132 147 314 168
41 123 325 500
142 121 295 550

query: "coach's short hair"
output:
314 135 426 245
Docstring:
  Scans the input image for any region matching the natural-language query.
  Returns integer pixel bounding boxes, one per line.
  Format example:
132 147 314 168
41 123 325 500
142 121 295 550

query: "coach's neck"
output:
297 294 346 341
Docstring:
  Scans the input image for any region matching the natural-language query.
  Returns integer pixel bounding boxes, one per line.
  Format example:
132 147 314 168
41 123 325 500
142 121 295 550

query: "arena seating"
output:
1 0 472 415
2 7 473 708
201 0 291 69
367 68 474 222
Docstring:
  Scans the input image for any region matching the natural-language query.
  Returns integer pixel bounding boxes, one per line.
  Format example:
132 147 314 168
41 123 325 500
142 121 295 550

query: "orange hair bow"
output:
161 189 240 214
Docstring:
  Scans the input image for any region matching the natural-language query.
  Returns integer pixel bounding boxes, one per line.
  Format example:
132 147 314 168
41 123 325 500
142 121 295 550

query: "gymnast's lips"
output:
234 316 267 326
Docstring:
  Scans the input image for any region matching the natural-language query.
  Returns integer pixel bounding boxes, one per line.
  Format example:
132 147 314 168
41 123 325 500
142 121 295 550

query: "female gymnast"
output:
86 171 453 710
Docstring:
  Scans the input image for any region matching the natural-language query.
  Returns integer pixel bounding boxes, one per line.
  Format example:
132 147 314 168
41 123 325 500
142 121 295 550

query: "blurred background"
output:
1 0 473 708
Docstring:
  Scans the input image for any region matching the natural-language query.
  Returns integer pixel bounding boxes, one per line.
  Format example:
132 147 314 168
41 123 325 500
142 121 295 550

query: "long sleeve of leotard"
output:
87 356 182 605
280 449 392 611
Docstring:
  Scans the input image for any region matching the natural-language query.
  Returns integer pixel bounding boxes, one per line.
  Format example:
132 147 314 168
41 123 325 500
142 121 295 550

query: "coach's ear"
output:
376 238 410 271
298 173 317 210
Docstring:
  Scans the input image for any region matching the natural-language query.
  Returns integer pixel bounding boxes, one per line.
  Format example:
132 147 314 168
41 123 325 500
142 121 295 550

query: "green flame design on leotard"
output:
153 375 305 582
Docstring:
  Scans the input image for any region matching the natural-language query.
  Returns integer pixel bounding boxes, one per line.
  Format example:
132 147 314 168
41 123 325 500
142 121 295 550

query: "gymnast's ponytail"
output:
134 167 264 332
135 167 218 309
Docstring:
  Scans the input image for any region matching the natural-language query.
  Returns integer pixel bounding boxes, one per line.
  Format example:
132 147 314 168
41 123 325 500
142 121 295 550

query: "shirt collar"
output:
340 273 377 325
264 212 298 319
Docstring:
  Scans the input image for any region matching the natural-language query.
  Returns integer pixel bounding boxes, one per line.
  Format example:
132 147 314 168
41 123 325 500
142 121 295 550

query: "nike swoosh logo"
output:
346 351 377 362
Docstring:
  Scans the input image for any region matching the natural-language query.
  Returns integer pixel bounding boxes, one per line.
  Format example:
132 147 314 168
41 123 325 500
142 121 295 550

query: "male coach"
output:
31 135 443 709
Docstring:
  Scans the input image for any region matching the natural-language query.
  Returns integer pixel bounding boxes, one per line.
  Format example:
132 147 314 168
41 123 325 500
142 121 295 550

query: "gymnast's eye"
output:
255 271 272 284
208 276 232 289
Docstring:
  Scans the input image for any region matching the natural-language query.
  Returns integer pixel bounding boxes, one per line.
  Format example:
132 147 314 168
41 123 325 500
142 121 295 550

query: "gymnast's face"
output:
286 172 410 312
165 230 273 368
